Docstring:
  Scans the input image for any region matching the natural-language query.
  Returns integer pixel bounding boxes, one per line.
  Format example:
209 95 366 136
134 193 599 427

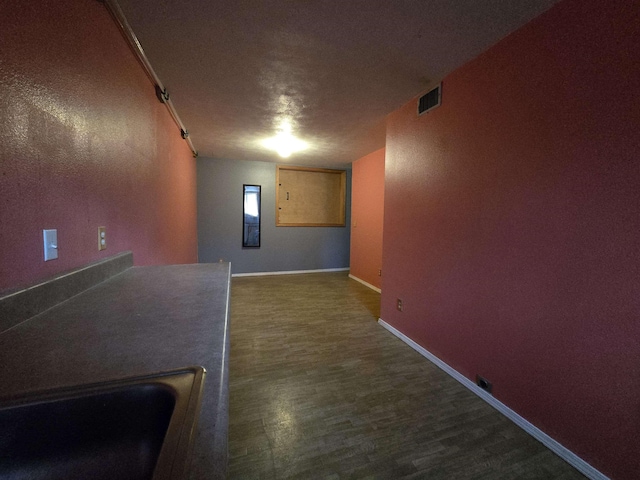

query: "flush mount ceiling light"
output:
261 123 308 158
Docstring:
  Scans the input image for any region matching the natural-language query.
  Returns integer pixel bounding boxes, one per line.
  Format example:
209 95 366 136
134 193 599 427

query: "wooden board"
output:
276 166 346 226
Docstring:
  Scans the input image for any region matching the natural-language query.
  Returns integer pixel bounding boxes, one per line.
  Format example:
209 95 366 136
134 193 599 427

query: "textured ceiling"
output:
116 0 559 167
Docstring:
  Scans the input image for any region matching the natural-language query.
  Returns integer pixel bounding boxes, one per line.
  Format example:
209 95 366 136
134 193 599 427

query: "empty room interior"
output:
0 0 638 479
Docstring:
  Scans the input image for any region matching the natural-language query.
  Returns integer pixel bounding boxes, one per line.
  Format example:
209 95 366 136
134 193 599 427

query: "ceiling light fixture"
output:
261 123 308 158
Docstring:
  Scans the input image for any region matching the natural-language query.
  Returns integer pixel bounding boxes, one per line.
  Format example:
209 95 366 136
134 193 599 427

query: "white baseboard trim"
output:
348 274 381 293
232 267 350 278
378 318 608 480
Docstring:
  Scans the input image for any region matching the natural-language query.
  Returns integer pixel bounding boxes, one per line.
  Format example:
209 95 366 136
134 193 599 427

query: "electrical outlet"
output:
378 269 382 276
476 375 492 393
98 226 106 251
396 298 403 311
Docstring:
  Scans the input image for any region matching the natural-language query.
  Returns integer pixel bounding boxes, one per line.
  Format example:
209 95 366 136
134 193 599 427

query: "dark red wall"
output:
381 0 639 478
350 148 385 289
0 0 197 293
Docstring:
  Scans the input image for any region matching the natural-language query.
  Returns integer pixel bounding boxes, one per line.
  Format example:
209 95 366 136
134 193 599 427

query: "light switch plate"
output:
98 226 106 251
43 229 58 261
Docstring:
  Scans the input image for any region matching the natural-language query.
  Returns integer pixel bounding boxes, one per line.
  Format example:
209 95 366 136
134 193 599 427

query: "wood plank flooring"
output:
228 272 586 479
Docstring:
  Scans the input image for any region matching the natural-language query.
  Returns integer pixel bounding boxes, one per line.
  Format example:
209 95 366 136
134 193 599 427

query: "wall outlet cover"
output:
98 226 106 251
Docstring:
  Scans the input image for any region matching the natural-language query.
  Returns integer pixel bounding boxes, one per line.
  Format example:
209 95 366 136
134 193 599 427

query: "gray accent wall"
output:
197 158 351 274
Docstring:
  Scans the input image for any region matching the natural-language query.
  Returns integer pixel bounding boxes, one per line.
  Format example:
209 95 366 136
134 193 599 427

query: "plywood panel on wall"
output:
276 166 346 226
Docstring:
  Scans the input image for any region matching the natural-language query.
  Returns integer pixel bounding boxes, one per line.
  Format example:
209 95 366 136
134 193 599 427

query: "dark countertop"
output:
0 262 231 479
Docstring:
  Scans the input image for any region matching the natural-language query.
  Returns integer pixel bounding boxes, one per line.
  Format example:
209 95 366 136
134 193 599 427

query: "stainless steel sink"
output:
0 367 206 480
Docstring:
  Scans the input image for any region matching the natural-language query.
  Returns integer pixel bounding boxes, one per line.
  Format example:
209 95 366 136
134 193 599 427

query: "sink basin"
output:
0 367 205 480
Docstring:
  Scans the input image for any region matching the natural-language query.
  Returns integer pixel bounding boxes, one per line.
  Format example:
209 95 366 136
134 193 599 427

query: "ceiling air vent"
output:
418 83 442 115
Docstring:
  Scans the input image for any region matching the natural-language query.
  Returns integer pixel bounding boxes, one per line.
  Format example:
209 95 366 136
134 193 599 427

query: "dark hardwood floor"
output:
228 272 585 479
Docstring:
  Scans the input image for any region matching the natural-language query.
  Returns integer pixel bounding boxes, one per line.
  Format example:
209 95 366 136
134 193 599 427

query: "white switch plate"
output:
43 229 58 261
